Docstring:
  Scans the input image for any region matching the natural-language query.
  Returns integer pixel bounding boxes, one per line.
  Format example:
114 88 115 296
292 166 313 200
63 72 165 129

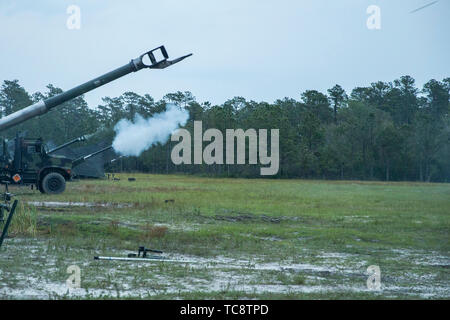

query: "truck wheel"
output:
41 172 66 194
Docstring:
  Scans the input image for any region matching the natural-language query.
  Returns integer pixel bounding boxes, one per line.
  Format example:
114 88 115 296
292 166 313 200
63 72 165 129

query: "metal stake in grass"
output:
93 256 198 263
0 182 18 249
94 246 198 264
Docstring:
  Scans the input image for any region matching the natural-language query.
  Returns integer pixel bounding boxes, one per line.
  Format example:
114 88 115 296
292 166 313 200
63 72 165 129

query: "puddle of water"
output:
390 249 450 266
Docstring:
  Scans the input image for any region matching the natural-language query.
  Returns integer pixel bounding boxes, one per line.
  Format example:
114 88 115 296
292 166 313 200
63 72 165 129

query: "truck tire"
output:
41 172 66 194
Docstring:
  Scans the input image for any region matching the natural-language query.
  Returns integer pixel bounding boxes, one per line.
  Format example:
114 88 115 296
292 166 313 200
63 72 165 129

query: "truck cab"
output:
0 134 112 194
1 136 73 194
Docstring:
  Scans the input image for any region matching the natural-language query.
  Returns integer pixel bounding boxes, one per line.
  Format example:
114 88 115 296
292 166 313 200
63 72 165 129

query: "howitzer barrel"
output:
47 135 87 154
72 145 113 168
0 46 192 132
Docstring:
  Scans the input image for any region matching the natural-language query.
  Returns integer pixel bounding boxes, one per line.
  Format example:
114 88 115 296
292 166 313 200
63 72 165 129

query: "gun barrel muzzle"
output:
47 135 87 154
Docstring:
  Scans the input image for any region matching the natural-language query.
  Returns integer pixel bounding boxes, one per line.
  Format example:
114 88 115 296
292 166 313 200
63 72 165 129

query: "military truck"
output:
0 134 111 194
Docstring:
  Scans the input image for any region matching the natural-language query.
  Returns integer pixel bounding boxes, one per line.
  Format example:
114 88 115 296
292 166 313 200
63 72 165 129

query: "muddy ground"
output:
1 237 448 299
1 175 449 299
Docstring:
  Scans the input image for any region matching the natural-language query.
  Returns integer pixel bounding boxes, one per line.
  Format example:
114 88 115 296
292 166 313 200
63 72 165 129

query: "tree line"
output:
0 75 448 182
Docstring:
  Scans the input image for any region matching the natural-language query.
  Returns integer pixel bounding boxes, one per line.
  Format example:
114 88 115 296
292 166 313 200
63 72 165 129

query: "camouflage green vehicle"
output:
0 134 111 194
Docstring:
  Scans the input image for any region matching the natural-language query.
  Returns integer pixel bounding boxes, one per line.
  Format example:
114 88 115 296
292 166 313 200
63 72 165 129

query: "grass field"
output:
0 174 449 299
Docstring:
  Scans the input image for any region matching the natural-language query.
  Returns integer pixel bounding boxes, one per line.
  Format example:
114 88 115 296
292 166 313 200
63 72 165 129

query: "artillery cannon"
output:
0 46 191 250
0 46 192 194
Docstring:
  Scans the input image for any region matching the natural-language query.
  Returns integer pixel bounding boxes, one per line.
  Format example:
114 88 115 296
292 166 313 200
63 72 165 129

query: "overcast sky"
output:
0 0 448 108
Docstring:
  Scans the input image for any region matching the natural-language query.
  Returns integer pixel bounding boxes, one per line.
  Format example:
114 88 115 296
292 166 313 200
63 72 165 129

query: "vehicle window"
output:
27 145 38 154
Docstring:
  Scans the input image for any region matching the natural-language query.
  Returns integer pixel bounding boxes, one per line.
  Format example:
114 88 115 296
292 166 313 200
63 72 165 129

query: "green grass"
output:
0 174 448 299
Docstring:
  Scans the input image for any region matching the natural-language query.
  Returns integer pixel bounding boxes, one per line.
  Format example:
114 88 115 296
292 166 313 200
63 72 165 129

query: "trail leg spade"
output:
0 200 18 249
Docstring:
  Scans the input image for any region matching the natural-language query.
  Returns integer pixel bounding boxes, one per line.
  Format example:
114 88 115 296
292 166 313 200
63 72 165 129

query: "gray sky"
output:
0 0 448 108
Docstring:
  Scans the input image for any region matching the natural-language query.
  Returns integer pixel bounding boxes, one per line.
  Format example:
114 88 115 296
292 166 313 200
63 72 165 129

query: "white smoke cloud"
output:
112 104 189 156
